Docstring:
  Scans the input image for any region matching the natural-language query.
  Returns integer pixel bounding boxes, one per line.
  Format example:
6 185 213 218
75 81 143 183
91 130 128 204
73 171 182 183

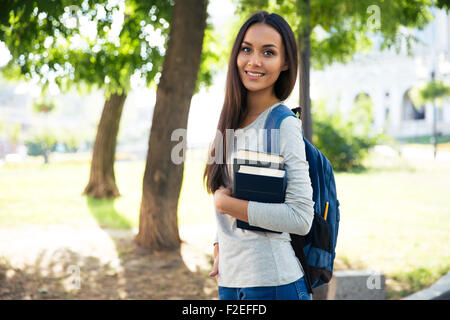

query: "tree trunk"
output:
134 0 208 251
83 92 127 199
298 0 313 143
43 149 49 164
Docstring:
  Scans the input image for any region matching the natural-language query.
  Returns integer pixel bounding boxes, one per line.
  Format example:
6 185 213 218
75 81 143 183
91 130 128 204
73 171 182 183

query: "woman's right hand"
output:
209 243 219 282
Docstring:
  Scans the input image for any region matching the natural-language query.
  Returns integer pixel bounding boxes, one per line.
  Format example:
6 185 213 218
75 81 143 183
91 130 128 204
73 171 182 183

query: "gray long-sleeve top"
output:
213 101 315 288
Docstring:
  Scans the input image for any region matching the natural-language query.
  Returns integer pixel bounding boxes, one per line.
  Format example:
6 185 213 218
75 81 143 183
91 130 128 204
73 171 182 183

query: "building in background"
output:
311 7 450 139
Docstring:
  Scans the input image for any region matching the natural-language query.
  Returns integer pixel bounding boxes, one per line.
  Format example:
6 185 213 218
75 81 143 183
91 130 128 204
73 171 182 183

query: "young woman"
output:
203 11 315 300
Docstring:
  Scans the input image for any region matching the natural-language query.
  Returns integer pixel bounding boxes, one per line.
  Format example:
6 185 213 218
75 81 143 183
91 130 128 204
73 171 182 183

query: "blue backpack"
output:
264 104 340 293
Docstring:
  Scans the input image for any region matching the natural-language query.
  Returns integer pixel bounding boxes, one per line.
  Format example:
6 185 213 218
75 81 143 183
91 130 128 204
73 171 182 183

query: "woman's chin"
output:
243 84 269 93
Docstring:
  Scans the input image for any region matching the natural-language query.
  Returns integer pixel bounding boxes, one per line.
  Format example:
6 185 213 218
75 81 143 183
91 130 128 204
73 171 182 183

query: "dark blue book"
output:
233 162 287 234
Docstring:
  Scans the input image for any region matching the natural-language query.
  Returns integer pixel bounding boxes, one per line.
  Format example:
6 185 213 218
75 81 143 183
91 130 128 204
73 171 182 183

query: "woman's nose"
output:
247 53 262 67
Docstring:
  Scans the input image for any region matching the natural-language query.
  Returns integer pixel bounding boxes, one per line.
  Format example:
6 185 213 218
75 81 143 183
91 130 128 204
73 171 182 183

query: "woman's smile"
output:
245 70 265 79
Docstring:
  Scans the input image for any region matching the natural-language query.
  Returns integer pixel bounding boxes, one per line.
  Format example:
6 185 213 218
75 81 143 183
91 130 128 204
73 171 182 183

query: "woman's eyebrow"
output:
242 41 278 48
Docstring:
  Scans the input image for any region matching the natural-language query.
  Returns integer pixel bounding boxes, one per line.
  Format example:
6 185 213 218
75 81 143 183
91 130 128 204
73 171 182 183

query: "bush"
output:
56 129 82 152
312 98 385 171
24 127 58 163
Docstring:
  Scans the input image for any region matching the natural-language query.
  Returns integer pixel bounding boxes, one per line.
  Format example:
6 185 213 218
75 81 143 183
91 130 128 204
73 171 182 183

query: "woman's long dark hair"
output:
203 11 298 194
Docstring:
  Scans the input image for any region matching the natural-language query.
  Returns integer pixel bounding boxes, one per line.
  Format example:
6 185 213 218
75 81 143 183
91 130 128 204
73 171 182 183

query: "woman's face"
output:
237 23 288 94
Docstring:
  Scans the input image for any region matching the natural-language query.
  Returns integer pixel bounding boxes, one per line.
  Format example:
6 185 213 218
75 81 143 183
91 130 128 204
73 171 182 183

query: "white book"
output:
238 165 285 178
235 149 284 165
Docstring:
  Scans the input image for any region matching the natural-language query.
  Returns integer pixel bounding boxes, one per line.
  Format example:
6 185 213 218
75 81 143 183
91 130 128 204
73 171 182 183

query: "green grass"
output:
334 149 450 299
0 146 449 299
0 150 215 229
0 160 141 229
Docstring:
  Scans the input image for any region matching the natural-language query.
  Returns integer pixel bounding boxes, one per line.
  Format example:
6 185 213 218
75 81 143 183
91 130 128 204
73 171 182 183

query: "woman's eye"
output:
239 47 274 56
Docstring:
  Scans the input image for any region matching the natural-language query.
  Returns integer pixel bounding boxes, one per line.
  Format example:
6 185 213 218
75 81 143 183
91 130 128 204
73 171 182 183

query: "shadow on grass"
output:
86 197 133 230
81 196 217 300
0 217 218 300
0 196 218 300
0 240 218 299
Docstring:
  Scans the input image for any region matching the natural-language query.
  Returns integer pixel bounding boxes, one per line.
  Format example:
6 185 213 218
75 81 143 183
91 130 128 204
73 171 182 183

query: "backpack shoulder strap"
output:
265 104 315 293
264 104 297 154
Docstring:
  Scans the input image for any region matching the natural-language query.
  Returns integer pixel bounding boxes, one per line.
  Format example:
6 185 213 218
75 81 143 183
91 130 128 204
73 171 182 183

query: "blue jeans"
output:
218 277 312 300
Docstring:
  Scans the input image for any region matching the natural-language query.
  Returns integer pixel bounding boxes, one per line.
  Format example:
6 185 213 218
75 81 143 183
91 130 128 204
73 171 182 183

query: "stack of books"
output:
232 149 287 233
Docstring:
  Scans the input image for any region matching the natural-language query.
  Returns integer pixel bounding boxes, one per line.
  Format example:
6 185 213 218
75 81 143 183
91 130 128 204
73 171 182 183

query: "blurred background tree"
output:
410 79 450 107
135 0 210 251
410 77 450 157
312 97 386 171
0 0 219 199
0 121 21 151
24 126 58 163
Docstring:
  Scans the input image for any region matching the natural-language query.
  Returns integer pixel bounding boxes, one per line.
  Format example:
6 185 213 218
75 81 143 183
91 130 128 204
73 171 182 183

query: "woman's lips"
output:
245 70 265 80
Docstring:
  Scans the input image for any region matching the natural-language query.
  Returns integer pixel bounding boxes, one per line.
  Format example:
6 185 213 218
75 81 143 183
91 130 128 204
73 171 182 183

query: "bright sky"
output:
208 0 235 29
0 41 11 67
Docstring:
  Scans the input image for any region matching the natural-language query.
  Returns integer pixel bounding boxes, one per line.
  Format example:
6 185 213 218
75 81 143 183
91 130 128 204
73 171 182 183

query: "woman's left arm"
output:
214 186 249 222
